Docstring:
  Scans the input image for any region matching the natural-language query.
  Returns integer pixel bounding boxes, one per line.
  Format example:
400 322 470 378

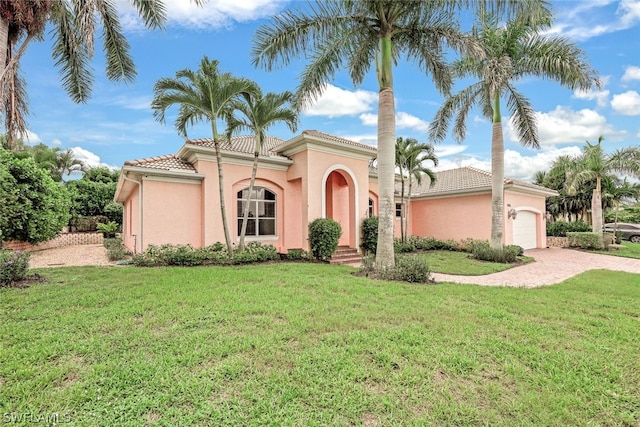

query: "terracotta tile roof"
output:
295 129 378 152
408 166 553 196
124 154 196 172
187 135 288 158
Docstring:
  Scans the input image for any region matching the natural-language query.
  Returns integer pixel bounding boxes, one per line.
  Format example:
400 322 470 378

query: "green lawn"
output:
1 264 639 426
594 241 640 259
416 250 533 275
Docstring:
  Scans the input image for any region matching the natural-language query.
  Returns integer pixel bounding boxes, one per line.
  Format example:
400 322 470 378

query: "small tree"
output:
0 150 70 243
308 218 342 261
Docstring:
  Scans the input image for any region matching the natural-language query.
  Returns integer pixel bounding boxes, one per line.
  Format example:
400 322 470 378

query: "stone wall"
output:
546 236 569 248
3 232 103 252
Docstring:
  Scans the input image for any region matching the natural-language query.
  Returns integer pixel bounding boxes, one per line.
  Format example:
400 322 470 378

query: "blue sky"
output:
18 0 640 181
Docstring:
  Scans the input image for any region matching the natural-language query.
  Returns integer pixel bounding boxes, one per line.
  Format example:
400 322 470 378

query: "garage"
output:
512 210 537 249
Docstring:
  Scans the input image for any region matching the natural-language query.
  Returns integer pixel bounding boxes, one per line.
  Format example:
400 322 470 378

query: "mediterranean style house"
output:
114 130 557 254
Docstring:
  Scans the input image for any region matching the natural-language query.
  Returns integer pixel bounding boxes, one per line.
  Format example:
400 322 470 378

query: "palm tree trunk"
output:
0 17 8 79
399 177 405 243
375 34 395 269
407 177 413 241
238 137 260 250
591 188 602 233
213 138 233 257
490 94 504 250
376 86 396 269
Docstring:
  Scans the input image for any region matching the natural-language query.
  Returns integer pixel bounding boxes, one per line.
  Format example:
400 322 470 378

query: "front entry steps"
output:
330 246 362 265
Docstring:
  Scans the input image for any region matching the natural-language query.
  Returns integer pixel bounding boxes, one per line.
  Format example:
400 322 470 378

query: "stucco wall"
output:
142 178 202 249
504 190 548 248
410 193 493 242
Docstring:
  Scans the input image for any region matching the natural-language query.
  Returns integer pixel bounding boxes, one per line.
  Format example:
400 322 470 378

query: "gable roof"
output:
291 130 377 153
124 155 196 172
408 167 557 197
186 135 289 158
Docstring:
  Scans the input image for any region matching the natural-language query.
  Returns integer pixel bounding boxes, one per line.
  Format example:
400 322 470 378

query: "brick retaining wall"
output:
546 236 569 248
3 232 103 252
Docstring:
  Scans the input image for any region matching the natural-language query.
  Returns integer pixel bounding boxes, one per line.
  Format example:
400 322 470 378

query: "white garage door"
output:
512 210 537 249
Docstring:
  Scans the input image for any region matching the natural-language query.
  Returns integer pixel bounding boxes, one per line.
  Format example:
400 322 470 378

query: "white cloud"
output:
506 106 625 145
106 94 152 111
304 84 377 118
434 146 584 181
70 147 118 170
117 0 287 31
621 65 640 82
396 112 430 132
22 130 42 145
573 88 610 107
548 0 640 41
52 139 62 146
611 90 640 115
359 111 430 132
435 144 468 157
342 134 378 147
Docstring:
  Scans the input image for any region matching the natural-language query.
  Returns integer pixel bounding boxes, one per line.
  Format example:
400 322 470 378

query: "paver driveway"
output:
432 247 640 288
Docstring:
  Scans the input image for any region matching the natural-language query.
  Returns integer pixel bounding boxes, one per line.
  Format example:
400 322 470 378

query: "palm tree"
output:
0 0 169 143
395 137 437 242
56 148 85 181
565 136 640 233
226 88 299 250
429 11 600 249
252 0 544 268
151 56 257 257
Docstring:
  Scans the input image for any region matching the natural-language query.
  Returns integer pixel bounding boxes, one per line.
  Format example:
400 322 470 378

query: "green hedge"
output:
547 220 591 237
567 232 603 250
308 218 342 261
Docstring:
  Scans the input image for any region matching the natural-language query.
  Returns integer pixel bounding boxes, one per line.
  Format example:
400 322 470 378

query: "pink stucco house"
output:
114 130 556 254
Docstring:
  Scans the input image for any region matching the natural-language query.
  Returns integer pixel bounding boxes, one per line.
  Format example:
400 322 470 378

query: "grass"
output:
1 264 639 426
593 241 640 259
416 250 533 275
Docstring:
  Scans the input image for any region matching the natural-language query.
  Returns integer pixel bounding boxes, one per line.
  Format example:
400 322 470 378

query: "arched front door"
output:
324 169 357 247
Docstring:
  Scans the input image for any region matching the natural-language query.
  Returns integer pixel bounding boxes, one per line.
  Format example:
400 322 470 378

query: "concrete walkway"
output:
432 247 640 288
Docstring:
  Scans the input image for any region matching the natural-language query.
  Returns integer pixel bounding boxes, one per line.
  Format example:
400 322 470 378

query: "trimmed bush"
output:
471 242 522 263
547 220 591 237
286 248 309 261
392 255 432 283
308 218 342 261
103 238 128 261
233 242 279 264
131 242 279 267
567 232 603 250
360 216 378 255
1 250 30 287
394 238 416 253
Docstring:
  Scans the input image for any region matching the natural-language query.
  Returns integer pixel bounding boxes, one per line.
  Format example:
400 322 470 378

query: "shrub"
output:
547 220 591 237
131 242 279 267
567 232 603 250
96 221 118 238
103 238 128 261
360 216 378 255
308 218 342 261
286 248 309 261
0 250 30 287
233 242 279 264
471 242 522 263
0 151 71 243
393 238 416 253
391 255 432 283
71 215 110 232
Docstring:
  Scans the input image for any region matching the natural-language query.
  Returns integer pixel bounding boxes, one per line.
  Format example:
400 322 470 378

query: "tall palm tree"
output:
152 56 258 257
429 11 600 249
565 136 640 233
0 0 169 143
226 88 299 250
395 137 437 242
252 0 544 268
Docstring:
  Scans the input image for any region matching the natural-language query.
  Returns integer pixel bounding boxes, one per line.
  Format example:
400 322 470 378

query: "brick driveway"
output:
431 247 640 288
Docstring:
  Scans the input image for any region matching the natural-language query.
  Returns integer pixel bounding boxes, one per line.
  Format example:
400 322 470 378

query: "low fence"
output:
3 232 103 252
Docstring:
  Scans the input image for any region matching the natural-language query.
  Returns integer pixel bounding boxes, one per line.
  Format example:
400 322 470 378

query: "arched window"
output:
237 187 276 236
368 198 374 217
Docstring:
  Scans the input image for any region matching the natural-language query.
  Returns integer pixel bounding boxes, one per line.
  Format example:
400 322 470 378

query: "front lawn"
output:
416 250 533 275
1 265 638 426
594 241 640 259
